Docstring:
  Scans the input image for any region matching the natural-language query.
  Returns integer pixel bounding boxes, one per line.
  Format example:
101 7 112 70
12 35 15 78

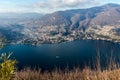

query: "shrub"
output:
0 53 17 80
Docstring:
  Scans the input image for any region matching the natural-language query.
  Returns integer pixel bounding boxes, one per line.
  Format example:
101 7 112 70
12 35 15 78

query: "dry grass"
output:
13 53 120 80
13 66 120 80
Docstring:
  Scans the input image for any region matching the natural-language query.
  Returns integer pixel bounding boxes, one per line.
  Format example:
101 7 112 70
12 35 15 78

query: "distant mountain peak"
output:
103 3 120 7
1 3 120 44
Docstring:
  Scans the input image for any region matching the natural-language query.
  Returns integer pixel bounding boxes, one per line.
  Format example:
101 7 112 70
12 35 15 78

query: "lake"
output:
0 40 120 71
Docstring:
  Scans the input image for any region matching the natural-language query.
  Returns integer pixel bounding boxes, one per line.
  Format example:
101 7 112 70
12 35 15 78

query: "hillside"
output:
0 3 120 44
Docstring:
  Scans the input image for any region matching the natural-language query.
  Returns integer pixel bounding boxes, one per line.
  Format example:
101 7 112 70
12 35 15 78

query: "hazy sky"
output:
0 0 120 13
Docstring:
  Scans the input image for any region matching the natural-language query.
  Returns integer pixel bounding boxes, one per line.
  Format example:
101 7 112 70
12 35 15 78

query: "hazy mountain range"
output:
0 3 120 44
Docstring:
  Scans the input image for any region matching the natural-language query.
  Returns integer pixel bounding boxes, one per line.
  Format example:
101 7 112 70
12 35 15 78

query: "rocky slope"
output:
1 3 120 44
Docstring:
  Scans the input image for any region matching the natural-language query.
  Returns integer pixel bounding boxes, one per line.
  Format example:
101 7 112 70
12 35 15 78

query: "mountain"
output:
0 13 43 19
1 3 120 44
25 3 120 27
0 13 43 43
0 13 44 25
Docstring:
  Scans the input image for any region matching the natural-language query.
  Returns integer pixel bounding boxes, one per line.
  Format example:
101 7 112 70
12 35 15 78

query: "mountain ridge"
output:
0 3 120 44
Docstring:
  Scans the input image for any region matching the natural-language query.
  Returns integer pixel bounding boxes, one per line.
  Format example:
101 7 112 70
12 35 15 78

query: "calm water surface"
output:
0 40 120 70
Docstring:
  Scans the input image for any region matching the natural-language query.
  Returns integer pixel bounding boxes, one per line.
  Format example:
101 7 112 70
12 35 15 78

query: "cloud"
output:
33 0 99 9
29 0 100 13
3 0 99 13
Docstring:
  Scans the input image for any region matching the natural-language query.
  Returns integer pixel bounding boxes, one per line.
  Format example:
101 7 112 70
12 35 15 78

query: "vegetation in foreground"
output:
14 67 120 80
0 53 17 80
0 53 120 80
1 39 120 80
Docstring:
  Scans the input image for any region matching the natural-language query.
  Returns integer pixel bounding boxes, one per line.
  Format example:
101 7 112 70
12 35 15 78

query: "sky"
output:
0 0 120 13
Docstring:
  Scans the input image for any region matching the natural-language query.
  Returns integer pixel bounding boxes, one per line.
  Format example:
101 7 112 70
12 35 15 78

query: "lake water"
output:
0 40 120 71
